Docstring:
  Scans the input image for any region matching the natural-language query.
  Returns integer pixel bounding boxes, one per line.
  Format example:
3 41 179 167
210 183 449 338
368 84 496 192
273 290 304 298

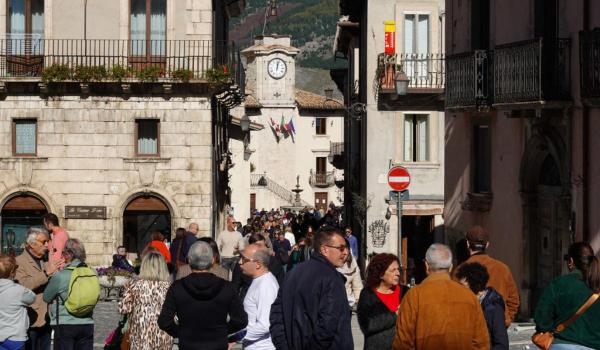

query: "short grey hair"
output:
188 241 213 270
425 243 453 271
25 227 49 244
251 247 270 268
64 239 86 262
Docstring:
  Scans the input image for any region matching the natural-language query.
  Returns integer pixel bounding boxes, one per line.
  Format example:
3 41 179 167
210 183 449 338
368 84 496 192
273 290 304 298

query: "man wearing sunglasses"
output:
270 226 353 350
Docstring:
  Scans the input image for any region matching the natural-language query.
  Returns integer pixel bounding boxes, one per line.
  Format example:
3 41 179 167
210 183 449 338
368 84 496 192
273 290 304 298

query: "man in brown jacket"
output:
15 227 62 350
459 226 520 326
393 244 489 350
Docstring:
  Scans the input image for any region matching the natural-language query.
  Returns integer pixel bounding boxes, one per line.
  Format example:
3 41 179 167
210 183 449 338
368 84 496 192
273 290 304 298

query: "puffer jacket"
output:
481 287 508 350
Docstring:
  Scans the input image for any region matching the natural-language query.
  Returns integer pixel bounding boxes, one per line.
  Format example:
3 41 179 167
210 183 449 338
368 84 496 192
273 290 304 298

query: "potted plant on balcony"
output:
205 65 231 88
136 65 164 82
96 266 134 288
172 68 194 83
41 64 71 83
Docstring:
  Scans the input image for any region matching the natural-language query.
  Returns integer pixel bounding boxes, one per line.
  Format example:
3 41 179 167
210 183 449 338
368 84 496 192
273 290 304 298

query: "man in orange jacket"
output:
458 226 520 327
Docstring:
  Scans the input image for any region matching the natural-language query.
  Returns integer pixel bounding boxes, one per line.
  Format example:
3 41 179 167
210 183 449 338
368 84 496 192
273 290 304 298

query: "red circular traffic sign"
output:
388 166 411 191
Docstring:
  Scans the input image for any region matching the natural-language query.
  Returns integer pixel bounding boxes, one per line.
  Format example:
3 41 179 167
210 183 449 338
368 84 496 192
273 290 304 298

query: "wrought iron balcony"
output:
378 53 445 94
493 38 571 106
446 50 490 109
328 141 345 169
0 37 243 86
309 169 335 188
580 28 600 101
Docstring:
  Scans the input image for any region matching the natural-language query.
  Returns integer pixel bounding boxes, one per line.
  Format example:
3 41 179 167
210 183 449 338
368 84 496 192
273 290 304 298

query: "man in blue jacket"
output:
269 226 353 350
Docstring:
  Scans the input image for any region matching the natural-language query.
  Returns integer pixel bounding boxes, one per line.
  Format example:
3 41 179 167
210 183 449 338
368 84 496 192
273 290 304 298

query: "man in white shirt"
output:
238 244 279 350
217 216 242 271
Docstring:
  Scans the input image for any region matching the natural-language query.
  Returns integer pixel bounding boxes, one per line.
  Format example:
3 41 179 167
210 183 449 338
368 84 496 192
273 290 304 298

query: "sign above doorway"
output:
65 206 107 220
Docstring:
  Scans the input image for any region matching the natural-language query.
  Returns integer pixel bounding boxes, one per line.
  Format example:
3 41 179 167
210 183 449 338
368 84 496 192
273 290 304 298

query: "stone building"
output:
0 0 245 265
444 0 600 316
228 35 344 223
333 0 445 278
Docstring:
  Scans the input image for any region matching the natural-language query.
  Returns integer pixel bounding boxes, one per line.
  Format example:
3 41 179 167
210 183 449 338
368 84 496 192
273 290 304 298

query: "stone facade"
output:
0 96 214 266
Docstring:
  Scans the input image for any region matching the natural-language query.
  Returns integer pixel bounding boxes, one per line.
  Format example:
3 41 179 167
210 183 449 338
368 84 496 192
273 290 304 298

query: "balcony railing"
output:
580 28 600 100
397 53 445 90
446 50 490 109
493 38 570 105
328 141 344 169
309 170 335 188
0 38 241 83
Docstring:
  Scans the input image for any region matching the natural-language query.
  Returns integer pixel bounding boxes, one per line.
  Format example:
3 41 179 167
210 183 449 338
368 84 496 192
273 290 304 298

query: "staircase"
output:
250 173 311 206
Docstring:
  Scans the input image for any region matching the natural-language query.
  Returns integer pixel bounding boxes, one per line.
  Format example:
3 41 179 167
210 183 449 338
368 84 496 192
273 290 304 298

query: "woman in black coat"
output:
357 253 401 350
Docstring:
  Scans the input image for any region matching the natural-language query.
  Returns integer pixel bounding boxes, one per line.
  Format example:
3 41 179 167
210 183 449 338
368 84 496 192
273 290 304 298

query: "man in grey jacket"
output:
0 254 36 349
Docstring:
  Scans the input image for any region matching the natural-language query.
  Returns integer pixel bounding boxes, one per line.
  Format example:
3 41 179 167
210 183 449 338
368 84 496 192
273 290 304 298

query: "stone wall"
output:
0 95 213 266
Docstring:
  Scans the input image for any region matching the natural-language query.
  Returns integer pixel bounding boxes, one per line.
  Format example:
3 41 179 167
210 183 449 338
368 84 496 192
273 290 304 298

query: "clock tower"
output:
241 35 299 107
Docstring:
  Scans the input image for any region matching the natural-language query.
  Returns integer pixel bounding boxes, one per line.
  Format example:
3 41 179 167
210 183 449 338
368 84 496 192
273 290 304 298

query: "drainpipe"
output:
582 0 590 241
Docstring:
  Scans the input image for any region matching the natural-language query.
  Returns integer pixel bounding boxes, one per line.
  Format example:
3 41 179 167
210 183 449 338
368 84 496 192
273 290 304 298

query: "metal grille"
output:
446 50 490 108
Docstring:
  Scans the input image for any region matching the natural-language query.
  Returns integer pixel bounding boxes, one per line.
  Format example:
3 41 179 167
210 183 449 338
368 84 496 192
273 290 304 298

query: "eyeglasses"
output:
325 244 349 252
239 254 258 264
36 239 49 244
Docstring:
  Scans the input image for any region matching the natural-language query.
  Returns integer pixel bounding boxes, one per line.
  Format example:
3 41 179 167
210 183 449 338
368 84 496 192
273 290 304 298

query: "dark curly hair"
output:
455 262 489 294
365 253 400 289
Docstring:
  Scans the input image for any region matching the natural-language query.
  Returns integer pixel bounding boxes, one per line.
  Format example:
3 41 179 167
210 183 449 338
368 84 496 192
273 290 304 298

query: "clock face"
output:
267 58 287 79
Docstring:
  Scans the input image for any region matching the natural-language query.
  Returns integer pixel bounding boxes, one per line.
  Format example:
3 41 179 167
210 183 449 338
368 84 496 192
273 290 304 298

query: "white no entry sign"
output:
388 166 411 191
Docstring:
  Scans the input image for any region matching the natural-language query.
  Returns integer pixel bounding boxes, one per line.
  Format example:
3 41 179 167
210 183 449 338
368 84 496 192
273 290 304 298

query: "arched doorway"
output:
520 123 571 316
123 195 171 256
1 194 48 256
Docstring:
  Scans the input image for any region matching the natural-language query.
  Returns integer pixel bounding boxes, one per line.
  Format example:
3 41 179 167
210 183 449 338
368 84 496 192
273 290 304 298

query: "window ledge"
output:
461 192 493 212
0 157 48 162
400 162 440 169
123 157 170 163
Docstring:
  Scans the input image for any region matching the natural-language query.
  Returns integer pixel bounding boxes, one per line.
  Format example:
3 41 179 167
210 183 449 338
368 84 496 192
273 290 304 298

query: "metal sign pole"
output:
397 191 403 269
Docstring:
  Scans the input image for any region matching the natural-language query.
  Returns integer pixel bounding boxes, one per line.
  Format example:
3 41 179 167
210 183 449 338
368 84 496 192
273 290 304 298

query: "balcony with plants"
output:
0 38 244 97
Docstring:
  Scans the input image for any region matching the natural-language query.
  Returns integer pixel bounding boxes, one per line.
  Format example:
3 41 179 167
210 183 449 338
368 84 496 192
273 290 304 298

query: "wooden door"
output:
250 193 256 212
314 192 328 211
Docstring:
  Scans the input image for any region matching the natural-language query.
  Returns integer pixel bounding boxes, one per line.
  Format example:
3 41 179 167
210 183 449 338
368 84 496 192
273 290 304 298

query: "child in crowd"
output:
0 254 36 350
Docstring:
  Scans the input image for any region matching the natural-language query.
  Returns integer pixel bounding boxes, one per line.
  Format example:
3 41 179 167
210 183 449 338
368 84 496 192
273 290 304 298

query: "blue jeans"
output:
0 340 26 350
26 325 51 350
551 344 595 350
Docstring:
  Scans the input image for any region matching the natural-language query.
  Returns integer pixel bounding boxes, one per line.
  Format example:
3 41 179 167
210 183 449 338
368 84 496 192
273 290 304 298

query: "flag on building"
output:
270 117 281 134
280 116 287 134
285 118 296 135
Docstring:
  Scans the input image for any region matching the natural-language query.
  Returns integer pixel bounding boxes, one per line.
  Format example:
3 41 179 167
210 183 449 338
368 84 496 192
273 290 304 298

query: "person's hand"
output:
44 258 64 276
228 342 236 350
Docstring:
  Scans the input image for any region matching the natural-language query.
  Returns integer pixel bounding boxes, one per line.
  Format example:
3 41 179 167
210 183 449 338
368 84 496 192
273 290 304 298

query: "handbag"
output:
120 330 130 350
532 293 599 350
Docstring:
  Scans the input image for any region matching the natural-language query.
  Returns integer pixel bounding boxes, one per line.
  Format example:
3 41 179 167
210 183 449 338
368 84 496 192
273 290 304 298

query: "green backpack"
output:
62 263 101 317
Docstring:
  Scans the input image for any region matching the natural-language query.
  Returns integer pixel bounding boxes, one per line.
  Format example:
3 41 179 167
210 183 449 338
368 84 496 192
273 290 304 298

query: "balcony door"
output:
404 14 429 80
130 0 166 69
7 0 44 76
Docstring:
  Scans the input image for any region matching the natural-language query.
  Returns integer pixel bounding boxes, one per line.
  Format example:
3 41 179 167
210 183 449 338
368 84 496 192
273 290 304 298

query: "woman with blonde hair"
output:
119 251 172 350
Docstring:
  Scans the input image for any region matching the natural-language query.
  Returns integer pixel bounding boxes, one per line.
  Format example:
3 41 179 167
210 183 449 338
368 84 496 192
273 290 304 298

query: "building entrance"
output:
1 194 48 256
123 195 171 256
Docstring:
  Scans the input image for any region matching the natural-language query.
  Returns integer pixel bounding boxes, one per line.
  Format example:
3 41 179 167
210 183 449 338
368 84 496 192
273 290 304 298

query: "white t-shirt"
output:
217 229 242 258
284 232 296 246
242 272 279 350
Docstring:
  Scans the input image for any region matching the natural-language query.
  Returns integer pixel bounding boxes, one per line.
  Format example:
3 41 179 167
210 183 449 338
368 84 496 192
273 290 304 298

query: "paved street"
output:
92 301 535 349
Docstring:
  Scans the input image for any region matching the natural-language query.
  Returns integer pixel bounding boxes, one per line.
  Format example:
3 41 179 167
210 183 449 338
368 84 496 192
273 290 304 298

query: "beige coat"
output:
15 251 49 328
337 259 363 306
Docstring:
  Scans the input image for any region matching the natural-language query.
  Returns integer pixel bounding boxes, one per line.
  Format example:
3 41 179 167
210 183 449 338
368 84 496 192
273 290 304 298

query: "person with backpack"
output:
43 239 100 350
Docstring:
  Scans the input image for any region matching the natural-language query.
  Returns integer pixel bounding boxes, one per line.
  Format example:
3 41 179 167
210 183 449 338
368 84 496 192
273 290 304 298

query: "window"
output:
315 118 327 135
404 114 429 162
404 14 429 78
136 119 159 156
12 119 37 156
130 0 166 56
473 124 491 193
8 0 44 54
316 157 327 174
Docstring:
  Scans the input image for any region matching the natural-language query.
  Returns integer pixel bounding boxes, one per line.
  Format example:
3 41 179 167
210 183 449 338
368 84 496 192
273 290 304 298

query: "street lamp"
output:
394 69 410 96
240 114 250 132
269 0 278 17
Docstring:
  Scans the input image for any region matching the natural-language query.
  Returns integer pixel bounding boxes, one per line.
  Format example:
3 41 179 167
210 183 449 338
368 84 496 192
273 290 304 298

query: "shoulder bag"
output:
532 293 599 350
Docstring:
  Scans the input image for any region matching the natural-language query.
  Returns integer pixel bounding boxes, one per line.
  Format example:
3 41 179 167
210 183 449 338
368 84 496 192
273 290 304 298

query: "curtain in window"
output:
151 0 166 55
416 115 429 161
404 116 413 162
9 0 25 54
416 15 429 78
130 0 146 55
15 121 36 154
31 0 44 54
404 15 414 54
138 121 158 155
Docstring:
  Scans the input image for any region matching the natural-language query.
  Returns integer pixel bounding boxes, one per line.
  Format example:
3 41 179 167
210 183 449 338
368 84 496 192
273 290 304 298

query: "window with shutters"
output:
404 14 429 79
130 0 166 61
403 114 429 162
135 119 160 156
315 118 327 135
12 119 37 156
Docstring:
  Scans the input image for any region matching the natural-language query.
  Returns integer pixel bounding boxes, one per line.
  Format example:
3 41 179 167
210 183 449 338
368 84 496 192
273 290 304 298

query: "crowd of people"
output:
1 207 599 350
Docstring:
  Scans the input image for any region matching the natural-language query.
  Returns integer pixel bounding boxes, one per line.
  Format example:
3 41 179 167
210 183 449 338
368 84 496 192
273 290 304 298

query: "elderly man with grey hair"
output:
16 227 61 350
392 243 490 350
159 241 247 350
43 238 97 350
238 244 279 350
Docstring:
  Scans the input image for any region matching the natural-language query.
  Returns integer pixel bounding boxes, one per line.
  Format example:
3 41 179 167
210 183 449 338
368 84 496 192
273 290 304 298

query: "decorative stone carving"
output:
136 163 156 186
15 159 33 186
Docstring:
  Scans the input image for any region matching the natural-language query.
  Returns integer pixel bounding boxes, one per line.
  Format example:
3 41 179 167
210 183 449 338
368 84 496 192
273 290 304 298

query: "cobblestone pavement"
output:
92 301 534 349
